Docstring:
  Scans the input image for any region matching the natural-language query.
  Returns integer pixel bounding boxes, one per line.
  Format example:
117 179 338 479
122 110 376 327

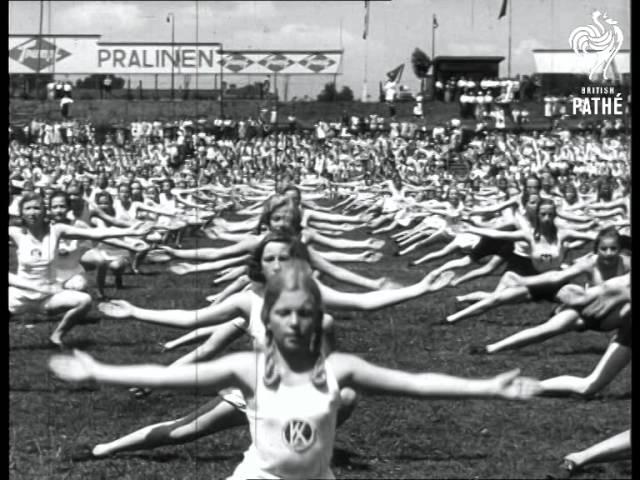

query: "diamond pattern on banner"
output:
298 54 336 73
258 54 294 72
219 53 255 73
9 37 71 72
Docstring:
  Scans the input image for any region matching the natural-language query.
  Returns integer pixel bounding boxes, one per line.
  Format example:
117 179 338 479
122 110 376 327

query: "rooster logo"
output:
569 11 623 81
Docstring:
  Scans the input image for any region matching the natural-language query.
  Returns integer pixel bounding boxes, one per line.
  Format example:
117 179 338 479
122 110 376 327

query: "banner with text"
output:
9 36 343 75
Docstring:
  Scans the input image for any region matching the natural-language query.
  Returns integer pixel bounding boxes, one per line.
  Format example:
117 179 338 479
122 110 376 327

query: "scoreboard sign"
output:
9 35 343 75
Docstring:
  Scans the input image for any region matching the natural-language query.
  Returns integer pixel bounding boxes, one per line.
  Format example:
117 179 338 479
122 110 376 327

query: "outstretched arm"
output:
163 236 260 261
98 292 250 329
49 350 252 392
330 353 541 400
318 270 452 311
308 247 382 290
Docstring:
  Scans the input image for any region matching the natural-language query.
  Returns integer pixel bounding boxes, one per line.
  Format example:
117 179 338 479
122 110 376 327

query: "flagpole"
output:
507 0 512 77
431 14 435 61
363 39 368 102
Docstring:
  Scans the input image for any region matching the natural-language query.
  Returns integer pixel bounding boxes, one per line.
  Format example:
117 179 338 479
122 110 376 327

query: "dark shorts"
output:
580 303 628 333
527 282 563 302
503 254 562 302
620 234 632 252
503 253 539 277
469 236 514 262
614 317 631 348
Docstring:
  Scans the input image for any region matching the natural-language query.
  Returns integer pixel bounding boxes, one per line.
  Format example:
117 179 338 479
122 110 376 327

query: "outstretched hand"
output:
98 299 135 319
491 368 543 400
424 270 456 291
169 262 195 276
362 251 383 263
49 349 97 383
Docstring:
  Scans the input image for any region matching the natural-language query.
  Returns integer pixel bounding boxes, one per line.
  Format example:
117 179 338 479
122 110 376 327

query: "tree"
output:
75 74 125 90
317 83 354 102
411 48 431 94
337 86 354 101
317 82 338 102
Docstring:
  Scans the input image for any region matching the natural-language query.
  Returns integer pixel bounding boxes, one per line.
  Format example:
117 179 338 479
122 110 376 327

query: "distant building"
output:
432 56 505 84
532 49 630 94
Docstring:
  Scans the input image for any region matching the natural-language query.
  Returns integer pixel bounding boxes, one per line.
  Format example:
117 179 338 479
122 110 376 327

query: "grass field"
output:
9 211 631 479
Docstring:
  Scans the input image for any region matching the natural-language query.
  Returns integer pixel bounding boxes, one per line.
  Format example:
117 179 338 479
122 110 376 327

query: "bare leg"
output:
456 291 492 303
44 290 93 346
169 322 244 366
447 285 530 323
96 264 108 299
451 256 504 286
411 240 459 265
368 213 392 229
92 398 247 457
456 270 521 301
423 256 472 274
111 258 128 290
398 229 447 255
539 341 631 396
163 325 225 351
486 309 581 353
565 430 631 469
397 229 433 248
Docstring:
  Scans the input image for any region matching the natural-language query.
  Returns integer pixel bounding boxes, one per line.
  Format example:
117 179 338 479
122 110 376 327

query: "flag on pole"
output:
386 64 404 83
363 0 370 39
498 0 508 19
432 14 439 29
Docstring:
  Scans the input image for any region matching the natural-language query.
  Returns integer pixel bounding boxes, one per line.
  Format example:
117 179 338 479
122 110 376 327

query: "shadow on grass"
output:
332 447 371 471
554 346 607 356
394 451 488 462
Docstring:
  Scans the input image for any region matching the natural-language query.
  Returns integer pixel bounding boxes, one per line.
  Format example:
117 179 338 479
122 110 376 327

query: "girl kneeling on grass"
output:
50 259 541 479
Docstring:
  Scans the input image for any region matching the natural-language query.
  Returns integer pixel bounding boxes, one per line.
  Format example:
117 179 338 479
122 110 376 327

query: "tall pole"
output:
431 14 435 62
37 0 44 99
363 39 368 102
48 0 55 93
167 13 175 100
219 44 224 116
334 18 342 89
507 0 512 77
195 0 199 113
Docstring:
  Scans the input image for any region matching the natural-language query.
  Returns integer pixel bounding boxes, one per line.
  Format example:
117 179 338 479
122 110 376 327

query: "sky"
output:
9 0 631 99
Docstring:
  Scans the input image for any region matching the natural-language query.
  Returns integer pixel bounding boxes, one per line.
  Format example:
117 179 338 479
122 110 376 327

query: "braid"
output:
310 353 327 389
263 331 280 388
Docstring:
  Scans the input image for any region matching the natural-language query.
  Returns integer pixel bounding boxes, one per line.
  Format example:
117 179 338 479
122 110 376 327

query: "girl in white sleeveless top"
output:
50 260 541 479
9 193 150 346
89 231 452 459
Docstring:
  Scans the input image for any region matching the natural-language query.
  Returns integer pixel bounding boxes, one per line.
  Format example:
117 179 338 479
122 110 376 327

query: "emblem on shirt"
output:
30 248 43 259
282 419 316 453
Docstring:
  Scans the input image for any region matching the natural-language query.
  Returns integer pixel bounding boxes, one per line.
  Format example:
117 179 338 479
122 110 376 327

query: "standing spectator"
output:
444 79 453 103
60 96 74 119
435 79 444 101
63 82 73 99
103 76 113 98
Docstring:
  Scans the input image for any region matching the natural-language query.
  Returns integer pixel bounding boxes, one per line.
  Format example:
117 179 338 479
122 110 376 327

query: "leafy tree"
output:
75 74 125 89
337 86 354 101
317 82 338 102
411 48 431 93
317 83 354 102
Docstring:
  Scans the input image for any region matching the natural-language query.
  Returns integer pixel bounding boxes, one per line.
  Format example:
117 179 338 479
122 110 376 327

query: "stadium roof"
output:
532 49 630 75
433 56 504 64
